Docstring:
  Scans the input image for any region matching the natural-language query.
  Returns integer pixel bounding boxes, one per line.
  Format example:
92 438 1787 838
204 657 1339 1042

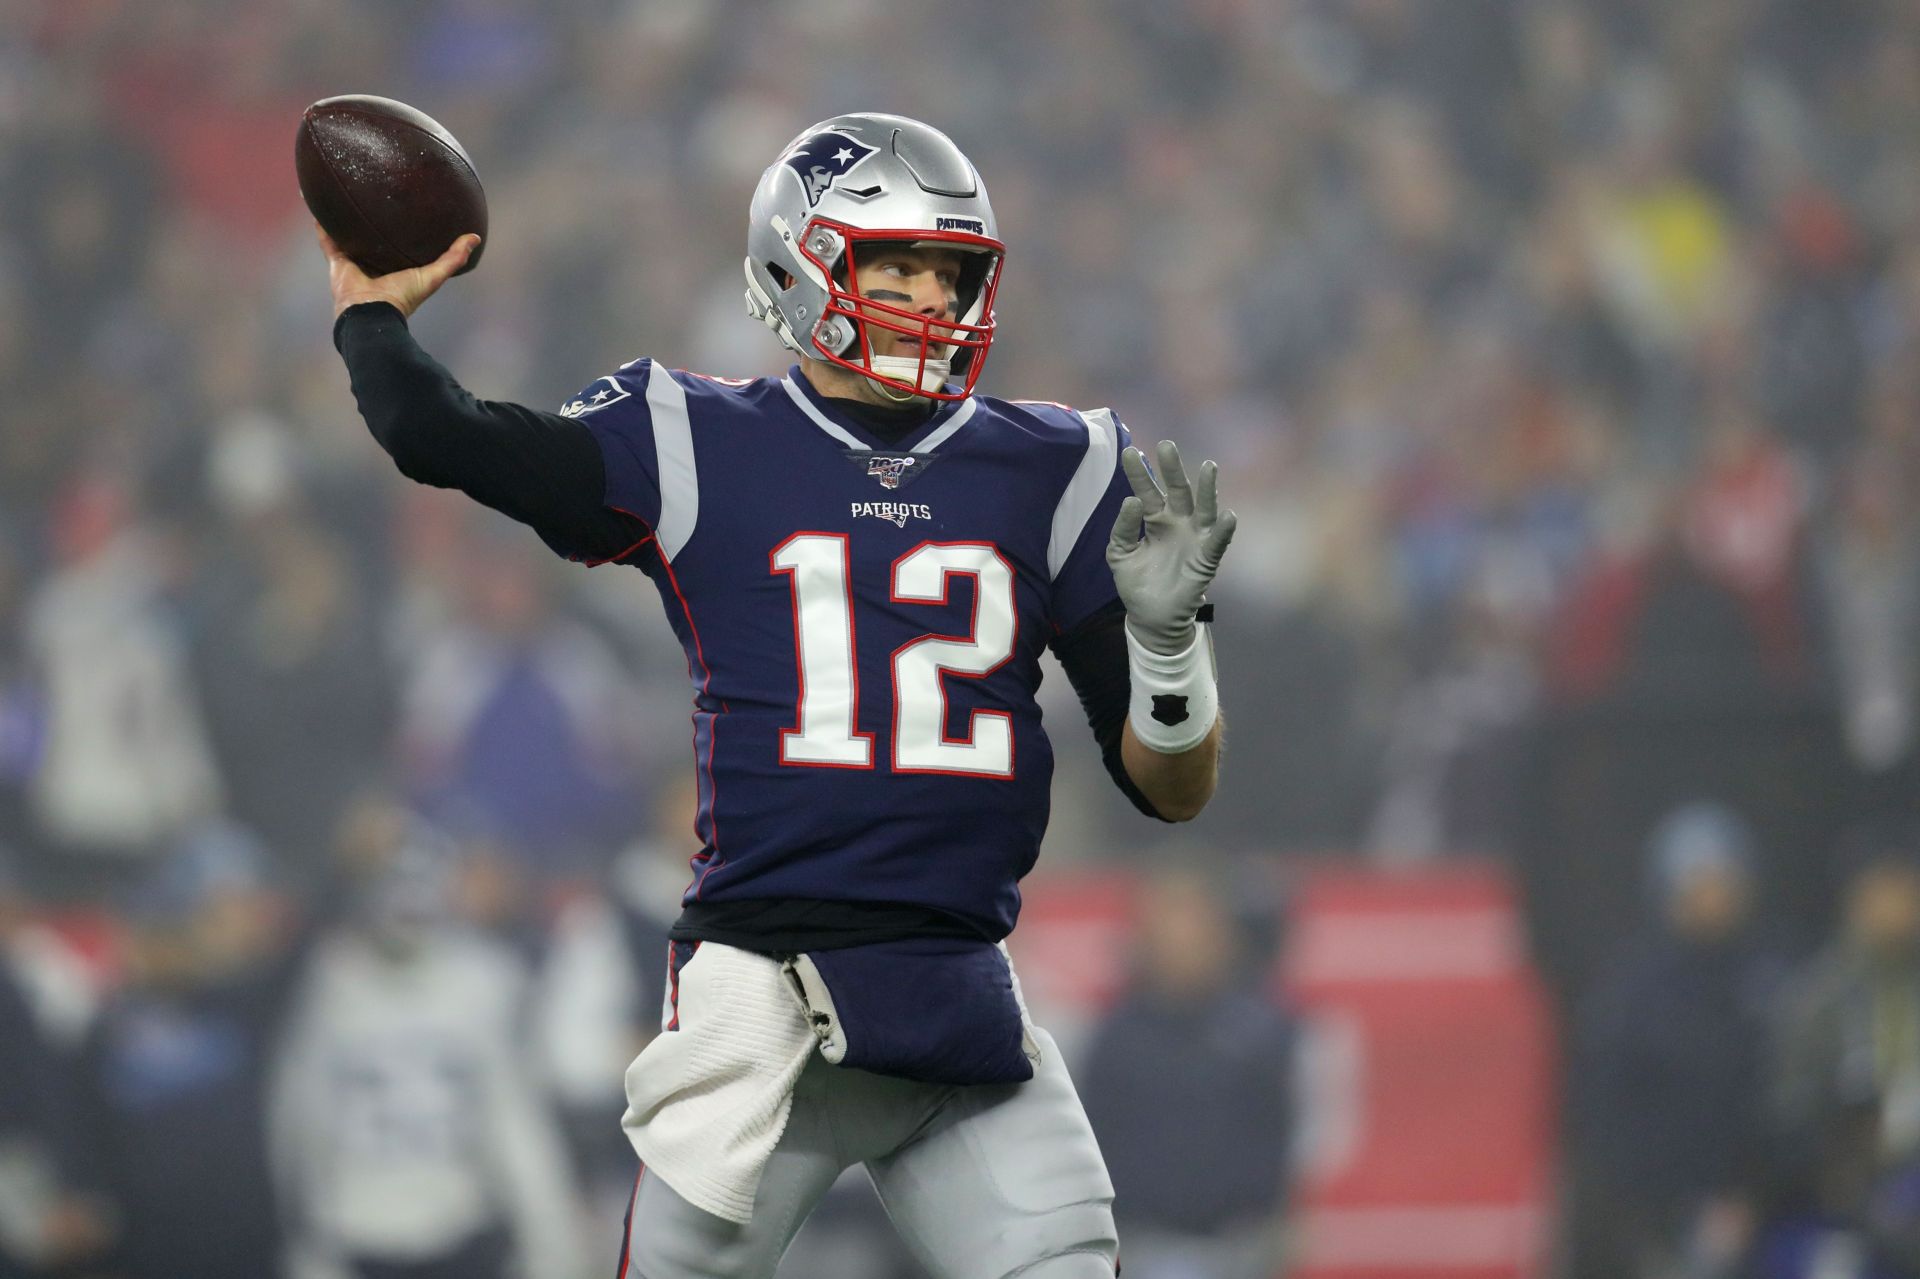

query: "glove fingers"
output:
1120 447 1166 515
1195 459 1220 526
1201 508 1239 566
1156 440 1194 517
1108 495 1146 554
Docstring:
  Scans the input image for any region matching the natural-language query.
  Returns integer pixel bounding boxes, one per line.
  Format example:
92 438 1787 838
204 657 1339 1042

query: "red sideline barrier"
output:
1280 862 1557 1279
1015 860 1558 1279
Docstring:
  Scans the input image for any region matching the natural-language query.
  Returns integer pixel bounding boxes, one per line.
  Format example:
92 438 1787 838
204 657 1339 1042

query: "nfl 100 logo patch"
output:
843 451 936 491
867 456 916 489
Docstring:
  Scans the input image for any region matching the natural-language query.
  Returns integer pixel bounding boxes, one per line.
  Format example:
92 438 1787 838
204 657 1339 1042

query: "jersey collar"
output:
780 366 977 454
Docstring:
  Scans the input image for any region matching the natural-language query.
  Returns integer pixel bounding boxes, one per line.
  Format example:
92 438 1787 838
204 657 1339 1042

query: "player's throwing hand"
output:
1106 440 1237 656
317 224 480 322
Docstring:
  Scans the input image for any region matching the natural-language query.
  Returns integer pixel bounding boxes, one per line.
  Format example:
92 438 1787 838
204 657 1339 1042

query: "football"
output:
294 94 487 278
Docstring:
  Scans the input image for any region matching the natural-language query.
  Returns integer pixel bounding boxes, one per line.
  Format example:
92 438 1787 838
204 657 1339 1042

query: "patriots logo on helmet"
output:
784 131 878 207
867 456 916 489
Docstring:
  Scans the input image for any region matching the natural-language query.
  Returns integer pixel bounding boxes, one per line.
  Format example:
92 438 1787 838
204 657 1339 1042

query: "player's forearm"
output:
334 301 501 484
332 302 634 555
1121 717 1222 822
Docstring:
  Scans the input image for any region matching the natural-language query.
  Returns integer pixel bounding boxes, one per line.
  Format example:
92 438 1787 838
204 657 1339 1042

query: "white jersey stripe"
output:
649 367 699 561
1047 407 1118 580
912 398 977 454
780 377 866 449
780 376 977 454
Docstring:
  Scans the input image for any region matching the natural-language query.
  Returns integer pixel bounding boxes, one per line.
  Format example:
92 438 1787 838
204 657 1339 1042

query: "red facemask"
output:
796 218 1005 401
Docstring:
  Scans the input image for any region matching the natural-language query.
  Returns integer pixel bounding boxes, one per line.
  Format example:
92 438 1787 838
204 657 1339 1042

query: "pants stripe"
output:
616 1163 645 1278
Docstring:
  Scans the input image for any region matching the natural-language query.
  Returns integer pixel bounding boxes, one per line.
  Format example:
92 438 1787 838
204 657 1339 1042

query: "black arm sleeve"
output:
1051 601 1168 821
332 301 651 563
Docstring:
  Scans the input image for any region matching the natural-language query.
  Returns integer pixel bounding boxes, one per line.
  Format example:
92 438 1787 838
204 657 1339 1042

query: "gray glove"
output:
1105 440 1237 655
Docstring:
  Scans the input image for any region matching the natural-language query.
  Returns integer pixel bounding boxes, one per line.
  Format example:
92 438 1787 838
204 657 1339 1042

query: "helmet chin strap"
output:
870 377 919 404
868 354 952 399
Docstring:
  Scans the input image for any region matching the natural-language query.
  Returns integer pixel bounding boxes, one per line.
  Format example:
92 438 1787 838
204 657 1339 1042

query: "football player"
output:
320 113 1235 1279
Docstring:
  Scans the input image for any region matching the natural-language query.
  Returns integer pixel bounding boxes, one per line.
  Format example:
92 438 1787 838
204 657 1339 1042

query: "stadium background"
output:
5 0 1920 1276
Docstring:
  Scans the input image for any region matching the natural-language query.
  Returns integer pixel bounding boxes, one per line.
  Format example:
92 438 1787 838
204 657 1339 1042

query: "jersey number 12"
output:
771 534 1016 778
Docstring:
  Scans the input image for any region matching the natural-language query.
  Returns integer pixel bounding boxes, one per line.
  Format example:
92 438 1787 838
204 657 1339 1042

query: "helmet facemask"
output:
798 219 1004 402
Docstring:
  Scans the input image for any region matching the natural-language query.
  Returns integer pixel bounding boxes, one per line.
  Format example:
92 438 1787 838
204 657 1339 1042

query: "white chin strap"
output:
868 354 952 396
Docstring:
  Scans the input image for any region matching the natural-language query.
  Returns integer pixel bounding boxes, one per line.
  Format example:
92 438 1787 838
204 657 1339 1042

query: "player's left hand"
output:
1106 440 1236 655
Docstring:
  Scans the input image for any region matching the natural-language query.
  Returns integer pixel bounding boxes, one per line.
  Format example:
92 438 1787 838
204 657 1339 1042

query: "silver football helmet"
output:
744 113 1004 401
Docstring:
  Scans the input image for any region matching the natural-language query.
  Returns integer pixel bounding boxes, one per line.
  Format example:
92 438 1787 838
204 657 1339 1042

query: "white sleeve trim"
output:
1047 407 1119 580
648 367 698 561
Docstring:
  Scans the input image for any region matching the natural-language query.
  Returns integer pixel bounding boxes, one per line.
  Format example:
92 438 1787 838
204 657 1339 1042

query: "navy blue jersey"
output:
550 363 1131 940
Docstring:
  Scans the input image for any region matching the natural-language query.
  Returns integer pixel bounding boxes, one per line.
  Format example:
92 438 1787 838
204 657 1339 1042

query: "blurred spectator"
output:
68 821 295 1279
0 843 95 1056
1551 519 1800 712
1818 446 1920 789
1582 97 1738 359
1770 834 1920 1278
396 531 643 883
1677 404 1811 683
1567 802 1779 1279
1752 186 1869 464
0 79 158 376
533 776 694 1202
1078 867 1299 1279
1547 402 1811 709
1368 560 1546 860
0 534 26 846
21 475 221 892
0 846 108 1278
106 8 313 249
272 822 585 1279
190 424 393 877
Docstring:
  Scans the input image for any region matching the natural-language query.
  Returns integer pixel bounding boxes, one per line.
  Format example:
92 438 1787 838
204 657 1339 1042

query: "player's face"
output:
1851 861 1920 958
850 245 964 360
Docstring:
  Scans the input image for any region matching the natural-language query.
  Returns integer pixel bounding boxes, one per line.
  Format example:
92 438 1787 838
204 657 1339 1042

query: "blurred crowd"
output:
1565 806 1920 1279
6 0 1920 1275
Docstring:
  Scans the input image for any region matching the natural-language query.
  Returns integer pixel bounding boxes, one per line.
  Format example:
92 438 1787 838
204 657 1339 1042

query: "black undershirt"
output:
831 393 937 444
333 302 1165 951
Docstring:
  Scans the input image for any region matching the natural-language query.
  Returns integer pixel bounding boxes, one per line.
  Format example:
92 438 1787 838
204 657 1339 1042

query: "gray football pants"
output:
617 1027 1118 1279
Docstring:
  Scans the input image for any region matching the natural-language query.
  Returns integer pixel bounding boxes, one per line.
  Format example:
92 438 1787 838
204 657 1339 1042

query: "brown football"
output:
295 95 487 278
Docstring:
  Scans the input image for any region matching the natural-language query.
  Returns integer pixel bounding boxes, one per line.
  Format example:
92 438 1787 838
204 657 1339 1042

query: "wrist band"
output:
1126 622 1219 754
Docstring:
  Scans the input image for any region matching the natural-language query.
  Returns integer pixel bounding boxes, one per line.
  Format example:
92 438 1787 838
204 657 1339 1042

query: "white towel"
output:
619 943 816 1223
